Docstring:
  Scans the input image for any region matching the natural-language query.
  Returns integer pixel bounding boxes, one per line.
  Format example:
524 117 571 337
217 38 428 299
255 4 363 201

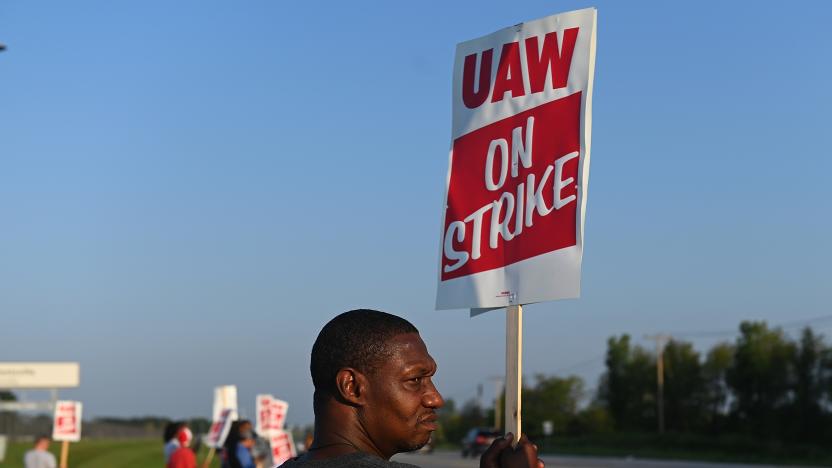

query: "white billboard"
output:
0 363 80 388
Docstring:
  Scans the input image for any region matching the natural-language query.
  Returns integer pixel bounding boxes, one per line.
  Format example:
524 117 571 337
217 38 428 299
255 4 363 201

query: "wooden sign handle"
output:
505 304 523 446
200 446 216 468
59 440 69 468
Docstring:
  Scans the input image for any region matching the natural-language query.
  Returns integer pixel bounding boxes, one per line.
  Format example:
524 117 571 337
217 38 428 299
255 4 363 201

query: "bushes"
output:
596 322 832 444
435 320 832 463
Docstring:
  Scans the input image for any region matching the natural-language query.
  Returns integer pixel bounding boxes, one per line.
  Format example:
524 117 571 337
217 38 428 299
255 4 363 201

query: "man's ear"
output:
335 368 369 406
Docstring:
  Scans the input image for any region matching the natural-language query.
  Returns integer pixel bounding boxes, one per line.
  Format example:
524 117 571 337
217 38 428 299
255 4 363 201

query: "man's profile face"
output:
362 332 444 456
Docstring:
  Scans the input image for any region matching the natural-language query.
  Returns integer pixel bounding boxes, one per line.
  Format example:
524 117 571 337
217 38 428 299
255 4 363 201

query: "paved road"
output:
393 450 806 468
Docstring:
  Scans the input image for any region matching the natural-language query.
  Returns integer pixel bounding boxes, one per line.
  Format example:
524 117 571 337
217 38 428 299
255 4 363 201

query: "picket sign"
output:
206 408 235 448
270 430 297 466
212 385 238 422
256 394 295 464
437 8 597 442
52 400 82 468
202 386 238 468
256 394 289 435
201 408 234 468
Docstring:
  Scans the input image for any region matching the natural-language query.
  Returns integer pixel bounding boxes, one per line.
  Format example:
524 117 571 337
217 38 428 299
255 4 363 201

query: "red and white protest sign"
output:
255 394 288 435
270 430 296 466
206 408 234 448
52 400 82 442
437 8 597 310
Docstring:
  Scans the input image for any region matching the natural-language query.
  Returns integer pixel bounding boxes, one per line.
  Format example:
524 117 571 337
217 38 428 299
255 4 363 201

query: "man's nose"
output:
423 381 444 409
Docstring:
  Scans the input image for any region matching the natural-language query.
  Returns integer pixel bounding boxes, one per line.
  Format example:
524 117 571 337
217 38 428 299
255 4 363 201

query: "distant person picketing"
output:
161 386 294 468
23 435 57 468
163 422 196 468
162 419 272 468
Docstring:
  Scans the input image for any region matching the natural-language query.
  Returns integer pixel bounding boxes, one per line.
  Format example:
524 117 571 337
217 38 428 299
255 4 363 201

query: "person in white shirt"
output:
24 435 57 468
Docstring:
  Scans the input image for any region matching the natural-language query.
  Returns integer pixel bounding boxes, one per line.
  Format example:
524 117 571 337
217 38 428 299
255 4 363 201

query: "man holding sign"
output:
281 309 541 468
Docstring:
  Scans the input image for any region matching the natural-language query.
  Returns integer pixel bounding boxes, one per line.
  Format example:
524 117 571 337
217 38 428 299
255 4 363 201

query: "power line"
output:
672 329 737 339
550 353 606 375
547 314 832 381
775 313 832 330
671 313 832 339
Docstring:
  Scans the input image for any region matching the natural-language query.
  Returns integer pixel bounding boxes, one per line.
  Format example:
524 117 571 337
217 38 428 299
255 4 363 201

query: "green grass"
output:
0 439 220 468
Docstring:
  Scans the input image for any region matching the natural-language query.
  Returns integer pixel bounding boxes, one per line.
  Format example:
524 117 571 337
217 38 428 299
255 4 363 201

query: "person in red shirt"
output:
168 426 196 468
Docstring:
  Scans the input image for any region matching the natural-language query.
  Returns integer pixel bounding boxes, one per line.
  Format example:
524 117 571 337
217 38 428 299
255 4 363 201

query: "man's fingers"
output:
479 433 513 468
516 435 537 457
537 458 545 468
490 432 513 451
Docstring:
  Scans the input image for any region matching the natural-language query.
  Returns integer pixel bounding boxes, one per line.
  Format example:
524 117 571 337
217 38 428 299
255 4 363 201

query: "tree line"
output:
438 321 832 447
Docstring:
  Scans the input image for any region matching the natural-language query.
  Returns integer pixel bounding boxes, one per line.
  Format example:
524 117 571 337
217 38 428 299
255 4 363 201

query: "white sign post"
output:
437 8 597 442
52 400 82 468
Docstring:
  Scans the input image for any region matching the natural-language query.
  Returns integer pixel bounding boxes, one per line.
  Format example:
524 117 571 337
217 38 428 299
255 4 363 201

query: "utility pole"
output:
645 334 671 434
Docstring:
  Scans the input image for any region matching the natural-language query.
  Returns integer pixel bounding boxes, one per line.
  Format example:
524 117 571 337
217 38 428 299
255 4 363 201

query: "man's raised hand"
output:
480 433 544 468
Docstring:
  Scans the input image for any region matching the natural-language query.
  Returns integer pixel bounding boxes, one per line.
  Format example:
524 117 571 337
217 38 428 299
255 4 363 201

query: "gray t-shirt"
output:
24 449 57 468
278 452 418 468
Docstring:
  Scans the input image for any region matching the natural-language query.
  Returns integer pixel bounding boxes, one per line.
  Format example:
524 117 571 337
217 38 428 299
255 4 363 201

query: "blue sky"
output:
1 1 831 427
